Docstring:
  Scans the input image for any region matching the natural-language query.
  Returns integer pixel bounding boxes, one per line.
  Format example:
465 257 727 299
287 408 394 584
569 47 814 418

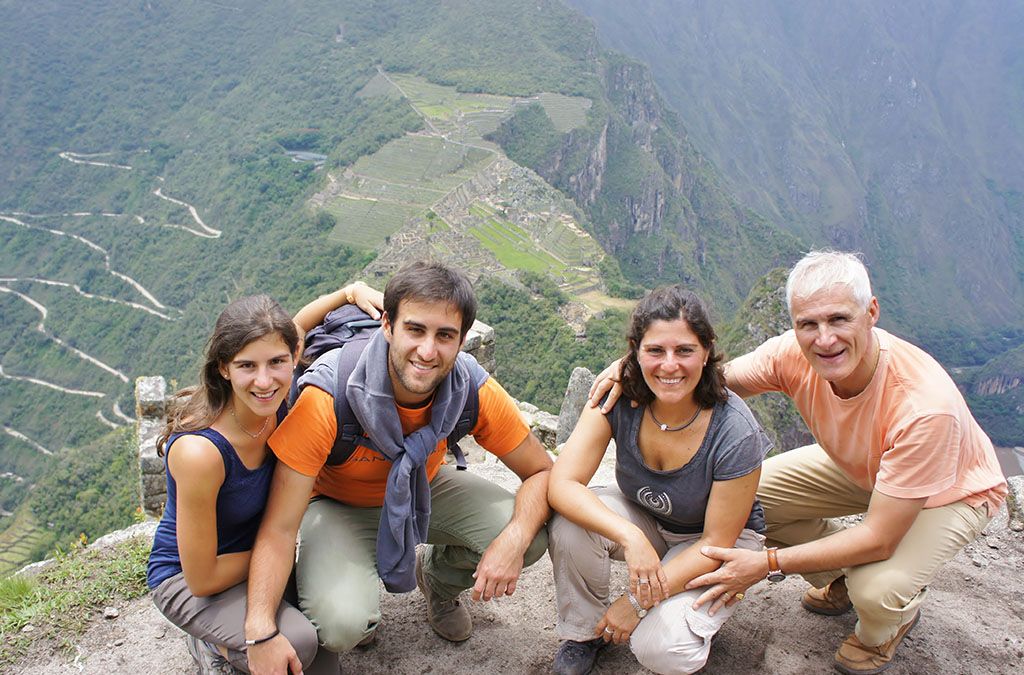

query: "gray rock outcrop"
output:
556 367 595 444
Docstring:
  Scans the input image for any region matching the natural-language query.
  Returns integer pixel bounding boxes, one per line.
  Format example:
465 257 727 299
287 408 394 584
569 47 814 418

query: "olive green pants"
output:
758 444 990 646
295 465 549 653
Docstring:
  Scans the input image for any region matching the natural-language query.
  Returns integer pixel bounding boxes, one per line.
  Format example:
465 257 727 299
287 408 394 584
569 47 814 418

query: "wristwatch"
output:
627 591 648 618
765 547 786 583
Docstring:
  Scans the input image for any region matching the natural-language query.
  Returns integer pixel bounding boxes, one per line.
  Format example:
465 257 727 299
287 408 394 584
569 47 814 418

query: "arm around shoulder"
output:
292 281 384 336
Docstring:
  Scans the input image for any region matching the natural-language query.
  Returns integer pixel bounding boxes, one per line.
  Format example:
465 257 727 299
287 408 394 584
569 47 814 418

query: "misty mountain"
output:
567 0 1024 360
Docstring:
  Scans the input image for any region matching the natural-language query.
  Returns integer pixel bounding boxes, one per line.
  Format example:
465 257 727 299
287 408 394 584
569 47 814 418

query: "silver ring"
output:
638 578 650 585
604 627 614 634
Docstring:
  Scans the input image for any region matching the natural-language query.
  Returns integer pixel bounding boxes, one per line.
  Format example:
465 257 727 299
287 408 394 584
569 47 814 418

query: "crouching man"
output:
687 251 1007 674
245 261 551 674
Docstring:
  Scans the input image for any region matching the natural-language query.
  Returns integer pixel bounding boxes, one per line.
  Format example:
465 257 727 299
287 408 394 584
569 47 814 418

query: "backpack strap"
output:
444 360 489 470
327 335 380 465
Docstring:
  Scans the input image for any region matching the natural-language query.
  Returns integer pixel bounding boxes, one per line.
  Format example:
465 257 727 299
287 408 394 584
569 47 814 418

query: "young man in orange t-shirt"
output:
592 251 1006 675
243 262 552 675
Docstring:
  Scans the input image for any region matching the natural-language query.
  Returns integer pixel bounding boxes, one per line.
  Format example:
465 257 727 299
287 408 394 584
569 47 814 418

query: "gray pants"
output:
549 485 764 675
295 465 549 653
151 573 320 672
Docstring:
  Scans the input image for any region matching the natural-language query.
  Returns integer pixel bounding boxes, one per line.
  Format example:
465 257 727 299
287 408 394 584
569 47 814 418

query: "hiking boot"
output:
184 634 239 674
553 638 606 675
834 611 921 675
415 546 472 642
803 576 853 615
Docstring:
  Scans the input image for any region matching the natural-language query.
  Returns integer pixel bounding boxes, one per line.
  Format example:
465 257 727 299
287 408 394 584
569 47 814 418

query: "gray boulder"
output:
556 367 594 445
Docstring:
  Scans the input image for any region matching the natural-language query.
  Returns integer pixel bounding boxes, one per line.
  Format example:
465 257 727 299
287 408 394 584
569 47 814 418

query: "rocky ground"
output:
13 451 1024 675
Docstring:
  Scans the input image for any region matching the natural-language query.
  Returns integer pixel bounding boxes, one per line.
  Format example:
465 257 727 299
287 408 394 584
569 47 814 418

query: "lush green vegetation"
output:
25 428 140 562
0 512 47 579
958 343 1024 447
0 427 139 574
488 55 803 316
476 275 628 412
489 103 564 170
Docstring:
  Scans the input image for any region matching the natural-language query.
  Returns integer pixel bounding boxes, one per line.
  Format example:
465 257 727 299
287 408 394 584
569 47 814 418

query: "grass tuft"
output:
0 535 150 667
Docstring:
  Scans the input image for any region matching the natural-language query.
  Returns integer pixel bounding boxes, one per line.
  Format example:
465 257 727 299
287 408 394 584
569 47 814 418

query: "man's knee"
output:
632 635 709 675
847 565 918 612
302 597 378 654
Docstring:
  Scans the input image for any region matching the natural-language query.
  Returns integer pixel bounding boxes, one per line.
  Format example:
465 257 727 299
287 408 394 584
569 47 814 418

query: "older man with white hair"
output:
591 250 1007 674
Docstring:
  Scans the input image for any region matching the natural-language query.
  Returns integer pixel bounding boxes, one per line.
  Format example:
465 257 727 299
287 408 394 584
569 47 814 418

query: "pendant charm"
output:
660 424 668 431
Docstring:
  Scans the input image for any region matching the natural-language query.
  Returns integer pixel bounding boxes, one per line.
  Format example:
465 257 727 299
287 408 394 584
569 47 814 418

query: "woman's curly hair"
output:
620 285 727 409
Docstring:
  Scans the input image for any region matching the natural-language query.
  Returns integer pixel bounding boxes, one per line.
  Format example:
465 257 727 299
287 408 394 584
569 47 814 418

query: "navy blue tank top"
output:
146 414 280 589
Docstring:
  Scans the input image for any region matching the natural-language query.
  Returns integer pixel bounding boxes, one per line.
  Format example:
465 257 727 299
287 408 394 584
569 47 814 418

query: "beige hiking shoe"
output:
415 546 472 642
834 611 921 674
802 575 853 615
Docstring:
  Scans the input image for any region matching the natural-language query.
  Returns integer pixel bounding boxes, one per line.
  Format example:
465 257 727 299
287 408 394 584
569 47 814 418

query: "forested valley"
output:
1 0 1021 573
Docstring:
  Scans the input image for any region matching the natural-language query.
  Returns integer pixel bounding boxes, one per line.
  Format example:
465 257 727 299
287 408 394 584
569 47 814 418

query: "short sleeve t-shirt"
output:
728 328 1007 513
609 390 772 534
269 376 529 507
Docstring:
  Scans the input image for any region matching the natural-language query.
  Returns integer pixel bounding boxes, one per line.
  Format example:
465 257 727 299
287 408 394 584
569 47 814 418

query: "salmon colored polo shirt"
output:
729 328 1007 514
268 377 529 507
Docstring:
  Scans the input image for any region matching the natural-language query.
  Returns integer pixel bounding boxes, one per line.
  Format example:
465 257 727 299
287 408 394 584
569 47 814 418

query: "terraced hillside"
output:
316 72 614 308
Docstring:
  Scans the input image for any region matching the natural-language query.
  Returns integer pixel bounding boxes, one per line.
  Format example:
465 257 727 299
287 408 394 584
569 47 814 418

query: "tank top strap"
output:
165 428 235 474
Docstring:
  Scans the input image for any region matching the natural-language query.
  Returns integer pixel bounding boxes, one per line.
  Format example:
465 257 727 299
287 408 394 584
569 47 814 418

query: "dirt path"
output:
59 151 132 170
0 214 167 310
13 459 1024 674
1 425 52 456
152 187 222 238
0 364 105 399
0 286 129 382
0 277 174 320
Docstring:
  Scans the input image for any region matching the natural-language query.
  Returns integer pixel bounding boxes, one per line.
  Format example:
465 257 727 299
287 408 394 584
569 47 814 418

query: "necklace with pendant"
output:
231 405 269 439
648 404 702 432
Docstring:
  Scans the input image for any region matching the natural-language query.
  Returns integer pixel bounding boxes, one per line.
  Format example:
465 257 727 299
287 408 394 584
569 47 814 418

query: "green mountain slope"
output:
566 0 1024 361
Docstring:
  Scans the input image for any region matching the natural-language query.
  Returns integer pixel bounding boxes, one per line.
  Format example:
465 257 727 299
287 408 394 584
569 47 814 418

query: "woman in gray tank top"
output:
548 286 772 675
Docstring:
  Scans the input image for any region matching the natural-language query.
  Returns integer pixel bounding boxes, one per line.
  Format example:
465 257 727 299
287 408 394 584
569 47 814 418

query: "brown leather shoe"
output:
834 611 921 674
802 576 853 615
416 546 473 642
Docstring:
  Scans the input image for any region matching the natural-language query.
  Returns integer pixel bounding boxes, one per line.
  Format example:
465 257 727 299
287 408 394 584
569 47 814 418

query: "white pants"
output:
549 485 764 674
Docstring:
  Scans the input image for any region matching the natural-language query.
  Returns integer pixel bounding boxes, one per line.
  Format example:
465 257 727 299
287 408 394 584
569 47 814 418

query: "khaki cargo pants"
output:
758 444 991 646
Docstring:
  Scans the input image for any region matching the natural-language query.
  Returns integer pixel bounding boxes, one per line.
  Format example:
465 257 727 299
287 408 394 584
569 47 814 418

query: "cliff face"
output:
965 344 1024 446
720 267 815 453
494 52 800 314
565 0 1024 355
975 375 1023 398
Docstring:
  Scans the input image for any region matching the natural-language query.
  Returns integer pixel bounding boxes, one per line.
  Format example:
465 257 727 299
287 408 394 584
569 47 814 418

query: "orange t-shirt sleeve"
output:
728 333 789 395
470 378 530 458
874 413 961 499
267 386 337 477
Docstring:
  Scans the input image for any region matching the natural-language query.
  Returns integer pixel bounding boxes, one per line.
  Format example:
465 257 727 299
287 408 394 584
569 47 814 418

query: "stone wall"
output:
136 376 167 517
135 320 498 516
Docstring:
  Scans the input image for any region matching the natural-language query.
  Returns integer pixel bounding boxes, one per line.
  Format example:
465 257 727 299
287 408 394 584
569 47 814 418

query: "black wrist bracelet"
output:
244 628 280 646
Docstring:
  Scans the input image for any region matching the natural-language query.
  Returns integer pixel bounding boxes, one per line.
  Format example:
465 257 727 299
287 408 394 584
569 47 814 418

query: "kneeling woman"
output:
548 286 771 675
147 285 380 673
